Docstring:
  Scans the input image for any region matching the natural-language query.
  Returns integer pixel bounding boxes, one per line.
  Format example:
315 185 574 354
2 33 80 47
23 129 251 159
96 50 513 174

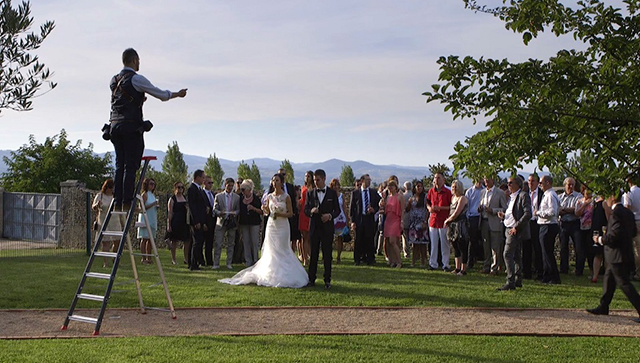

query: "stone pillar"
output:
0 187 4 238
59 180 87 249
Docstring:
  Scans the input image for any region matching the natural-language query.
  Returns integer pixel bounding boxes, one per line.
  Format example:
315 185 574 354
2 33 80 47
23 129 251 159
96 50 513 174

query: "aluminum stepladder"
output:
62 156 176 335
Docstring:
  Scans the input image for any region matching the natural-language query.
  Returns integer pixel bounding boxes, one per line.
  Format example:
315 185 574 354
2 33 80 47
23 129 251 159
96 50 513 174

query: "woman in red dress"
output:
297 171 314 265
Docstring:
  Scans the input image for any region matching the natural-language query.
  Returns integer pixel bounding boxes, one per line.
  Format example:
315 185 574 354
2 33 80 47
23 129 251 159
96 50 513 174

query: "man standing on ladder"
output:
109 48 188 211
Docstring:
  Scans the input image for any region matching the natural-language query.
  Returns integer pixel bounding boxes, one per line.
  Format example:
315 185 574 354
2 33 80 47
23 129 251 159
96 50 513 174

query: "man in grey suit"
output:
497 176 531 290
479 175 507 274
213 178 240 269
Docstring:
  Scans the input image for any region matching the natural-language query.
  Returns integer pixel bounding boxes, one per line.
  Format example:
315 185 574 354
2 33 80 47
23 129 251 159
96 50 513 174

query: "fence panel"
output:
0 191 77 257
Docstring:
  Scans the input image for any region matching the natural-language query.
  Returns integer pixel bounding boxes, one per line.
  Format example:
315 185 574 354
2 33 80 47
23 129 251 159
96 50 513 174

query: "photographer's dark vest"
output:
109 69 145 123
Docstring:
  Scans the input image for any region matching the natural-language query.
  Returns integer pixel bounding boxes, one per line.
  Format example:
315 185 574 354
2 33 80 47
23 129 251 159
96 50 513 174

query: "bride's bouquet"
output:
271 204 285 220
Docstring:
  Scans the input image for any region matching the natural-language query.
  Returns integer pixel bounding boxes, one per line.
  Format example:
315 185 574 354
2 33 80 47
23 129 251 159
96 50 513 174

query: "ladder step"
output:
95 252 118 258
111 211 128 216
102 231 124 237
78 293 105 302
68 315 98 324
86 272 112 280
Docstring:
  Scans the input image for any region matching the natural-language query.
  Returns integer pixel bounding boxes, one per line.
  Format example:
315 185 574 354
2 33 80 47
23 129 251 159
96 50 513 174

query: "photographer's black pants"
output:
110 122 144 206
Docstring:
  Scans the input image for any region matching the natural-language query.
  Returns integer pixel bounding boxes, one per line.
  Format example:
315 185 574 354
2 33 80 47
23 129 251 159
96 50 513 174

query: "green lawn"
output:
1 335 639 363
2 250 639 362
0 250 630 310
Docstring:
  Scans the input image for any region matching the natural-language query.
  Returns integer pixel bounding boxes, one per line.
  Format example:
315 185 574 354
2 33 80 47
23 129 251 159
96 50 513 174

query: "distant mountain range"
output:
1 148 548 189
0 149 434 187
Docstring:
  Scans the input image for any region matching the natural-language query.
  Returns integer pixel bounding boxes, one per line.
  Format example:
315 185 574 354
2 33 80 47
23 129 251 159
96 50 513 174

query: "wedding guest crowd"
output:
139 165 639 298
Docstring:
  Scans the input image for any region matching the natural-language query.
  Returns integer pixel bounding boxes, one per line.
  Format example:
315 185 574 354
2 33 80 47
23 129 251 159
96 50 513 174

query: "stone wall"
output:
59 180 89 249
0 187 4 237
59 180 172 249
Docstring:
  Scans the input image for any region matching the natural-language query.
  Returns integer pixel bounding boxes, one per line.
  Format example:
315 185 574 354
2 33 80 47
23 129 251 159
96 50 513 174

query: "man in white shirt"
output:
535 175 561 284
350 174 381 265
213 178 240 269
497 177 531 290
558 177 584 275
526 173 544 280
623 177 640 280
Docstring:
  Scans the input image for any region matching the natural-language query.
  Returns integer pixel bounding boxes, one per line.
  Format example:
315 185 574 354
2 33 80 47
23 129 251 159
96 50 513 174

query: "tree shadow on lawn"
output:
199 335 522 363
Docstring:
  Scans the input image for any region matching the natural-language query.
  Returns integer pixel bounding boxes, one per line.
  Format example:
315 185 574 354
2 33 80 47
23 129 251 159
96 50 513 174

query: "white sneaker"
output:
212 265 220 270
226 264 233 270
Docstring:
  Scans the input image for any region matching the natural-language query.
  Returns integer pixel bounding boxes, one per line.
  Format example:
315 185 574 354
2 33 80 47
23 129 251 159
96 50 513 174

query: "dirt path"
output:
2 307 640 339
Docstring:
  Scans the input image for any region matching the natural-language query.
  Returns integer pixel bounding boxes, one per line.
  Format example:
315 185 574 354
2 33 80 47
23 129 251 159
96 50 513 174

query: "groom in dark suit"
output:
587 191 640 323
350 174 381 265
304 169 340 289
187 169 208 271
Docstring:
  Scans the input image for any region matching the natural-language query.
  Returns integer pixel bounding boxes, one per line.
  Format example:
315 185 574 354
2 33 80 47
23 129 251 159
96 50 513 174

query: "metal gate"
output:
2 192 60 242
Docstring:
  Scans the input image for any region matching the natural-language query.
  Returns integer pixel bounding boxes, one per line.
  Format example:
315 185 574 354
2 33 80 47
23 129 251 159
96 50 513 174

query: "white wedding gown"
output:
219 193 309 288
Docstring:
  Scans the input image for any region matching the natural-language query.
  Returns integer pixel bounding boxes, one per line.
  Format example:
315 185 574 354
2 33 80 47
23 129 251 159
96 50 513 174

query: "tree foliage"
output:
424 0 640 194
237 160 251 182
339 164 355 187
279 159 294 184
1 129 112 193
204 153 224 190
422 163 456 188
1 0 56 113
160 141 188 191
145 165 172 194
249 160 263 190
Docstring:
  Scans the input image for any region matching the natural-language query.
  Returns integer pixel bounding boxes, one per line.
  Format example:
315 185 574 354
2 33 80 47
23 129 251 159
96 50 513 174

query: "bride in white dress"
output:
219 173 309 288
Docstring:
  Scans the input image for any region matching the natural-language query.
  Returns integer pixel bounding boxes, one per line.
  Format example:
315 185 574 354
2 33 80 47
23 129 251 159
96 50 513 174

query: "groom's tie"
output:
364 189 370 213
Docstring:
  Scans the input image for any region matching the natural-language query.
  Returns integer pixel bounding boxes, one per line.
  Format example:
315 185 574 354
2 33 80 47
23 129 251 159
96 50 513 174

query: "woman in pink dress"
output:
381 180 405 268
297 171 314 265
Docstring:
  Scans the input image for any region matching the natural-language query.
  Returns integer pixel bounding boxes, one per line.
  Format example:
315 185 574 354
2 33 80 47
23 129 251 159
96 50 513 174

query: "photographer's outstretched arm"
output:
131 74 187 101
170 89 188 99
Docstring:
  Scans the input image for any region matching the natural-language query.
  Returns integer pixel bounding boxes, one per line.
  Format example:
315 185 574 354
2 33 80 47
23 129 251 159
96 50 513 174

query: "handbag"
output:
223 215 237 230
341 226 352 242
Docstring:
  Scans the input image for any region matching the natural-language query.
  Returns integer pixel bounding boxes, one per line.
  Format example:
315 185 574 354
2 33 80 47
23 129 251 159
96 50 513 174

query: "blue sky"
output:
4 0 577 167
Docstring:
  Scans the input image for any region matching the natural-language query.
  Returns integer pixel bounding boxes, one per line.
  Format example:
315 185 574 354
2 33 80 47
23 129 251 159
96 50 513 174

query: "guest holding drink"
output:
238 180 263 267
